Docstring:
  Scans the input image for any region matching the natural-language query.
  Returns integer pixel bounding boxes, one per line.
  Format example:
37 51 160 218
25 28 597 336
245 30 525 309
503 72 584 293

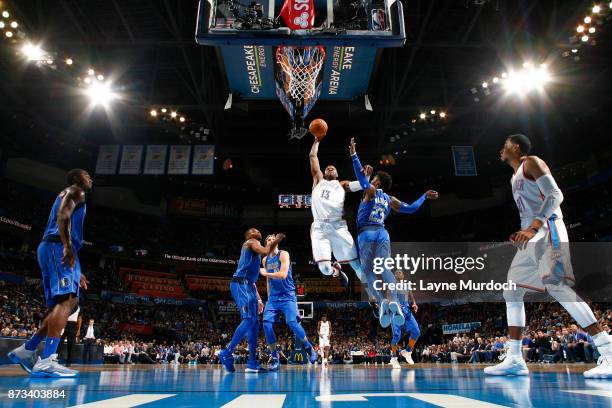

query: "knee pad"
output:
505 301 526 327
544 283 597 328
318 261 334 276
503 286 527 303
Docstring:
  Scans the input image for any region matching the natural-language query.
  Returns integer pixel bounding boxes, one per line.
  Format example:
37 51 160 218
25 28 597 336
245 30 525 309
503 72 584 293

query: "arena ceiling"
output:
0 0 611 196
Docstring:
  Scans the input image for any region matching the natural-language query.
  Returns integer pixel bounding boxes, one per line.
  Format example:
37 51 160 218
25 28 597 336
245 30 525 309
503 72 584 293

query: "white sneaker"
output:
483 353 528 376
31 354 78 378
584 343 612 379
388 301 405 326
8 344 36 373
400 350 414 365
390 357 401 369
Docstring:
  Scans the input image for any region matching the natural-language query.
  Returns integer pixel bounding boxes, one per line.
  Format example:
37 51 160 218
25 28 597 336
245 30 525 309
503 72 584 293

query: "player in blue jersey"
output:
389 269 420 369
349 138 438 328
218 228 284 373
8 169 92 377
259 234 318 371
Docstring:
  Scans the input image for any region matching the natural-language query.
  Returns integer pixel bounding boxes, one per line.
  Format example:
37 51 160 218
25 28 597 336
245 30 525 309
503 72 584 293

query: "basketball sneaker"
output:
245 362 268 373
307 347 318 364
583 342 612 379
331 261 348 287
483 353 528 376
400 349 414 365
8 344 36 374
268 356 280 372
379 299 391 328
31 354 78 378
390 357 401 369
388 301 405 326
218 349 235 373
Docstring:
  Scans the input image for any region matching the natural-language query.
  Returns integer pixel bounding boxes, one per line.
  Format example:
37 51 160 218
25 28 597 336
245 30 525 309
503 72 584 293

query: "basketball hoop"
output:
276 46 326 102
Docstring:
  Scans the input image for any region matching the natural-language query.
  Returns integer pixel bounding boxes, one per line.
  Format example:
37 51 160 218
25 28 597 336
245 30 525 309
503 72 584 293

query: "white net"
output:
276 46 326 102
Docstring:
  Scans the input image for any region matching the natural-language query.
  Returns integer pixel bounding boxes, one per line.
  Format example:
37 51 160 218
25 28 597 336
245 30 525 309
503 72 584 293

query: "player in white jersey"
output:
484 134 611 379
309 137 370 290
317 315 332 367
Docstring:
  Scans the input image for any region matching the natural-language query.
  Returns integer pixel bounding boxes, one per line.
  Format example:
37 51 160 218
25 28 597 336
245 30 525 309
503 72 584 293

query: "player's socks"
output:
508 339 522 357
41 337 60 359
25 333 45 351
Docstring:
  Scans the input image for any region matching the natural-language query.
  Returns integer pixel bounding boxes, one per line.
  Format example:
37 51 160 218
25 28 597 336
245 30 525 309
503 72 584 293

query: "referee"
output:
60 307 81 367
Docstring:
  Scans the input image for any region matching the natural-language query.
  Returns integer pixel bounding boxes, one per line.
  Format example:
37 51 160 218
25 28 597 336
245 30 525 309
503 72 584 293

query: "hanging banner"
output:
168 145 192 175
452 146 477 176
143 145 168 175
192 145 215 175
442 321 482 335
119 145 144 175
95 145 120 175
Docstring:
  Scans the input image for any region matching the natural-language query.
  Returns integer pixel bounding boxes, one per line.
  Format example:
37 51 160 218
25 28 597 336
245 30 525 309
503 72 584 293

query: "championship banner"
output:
191 145 215 175
442 321 482 335
143 145 168 175
95 145 120 175
168 145 192 175
452 146 477 176
119 145 144 175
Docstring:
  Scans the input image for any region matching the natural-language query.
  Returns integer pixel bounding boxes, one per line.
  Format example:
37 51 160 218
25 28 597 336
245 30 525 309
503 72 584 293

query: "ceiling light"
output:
592 5 601 13
2 11 9 18
584 16 592 24
577 25 585 32
150 109 157 117
65 58 73 65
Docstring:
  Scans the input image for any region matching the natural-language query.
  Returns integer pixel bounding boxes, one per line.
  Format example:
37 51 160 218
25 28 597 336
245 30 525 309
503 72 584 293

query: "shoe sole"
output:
484 369 529 376
379 302 391 328
8 352 33 374
389 303 405 326
30 371 78 378
245 369 267 373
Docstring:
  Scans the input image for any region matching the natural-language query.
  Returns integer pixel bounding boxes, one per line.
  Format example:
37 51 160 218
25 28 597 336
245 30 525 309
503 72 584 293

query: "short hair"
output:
265 234 276 241
66 169 86 185
244 228 257 239
375 171 392 191
507 134 532 154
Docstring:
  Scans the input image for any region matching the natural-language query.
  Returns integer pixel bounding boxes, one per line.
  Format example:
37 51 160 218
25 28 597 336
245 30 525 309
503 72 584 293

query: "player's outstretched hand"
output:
363 164 373 178
349 138 356 155
62 245 76 269
426 190 439 200
411 302 418 314
275 233 285 242
80 273 90 290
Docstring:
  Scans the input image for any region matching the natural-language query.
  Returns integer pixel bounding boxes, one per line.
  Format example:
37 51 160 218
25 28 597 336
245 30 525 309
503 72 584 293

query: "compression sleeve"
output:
398 193 427 214
348 181 363 192
535 174 564 222
351 153 370 190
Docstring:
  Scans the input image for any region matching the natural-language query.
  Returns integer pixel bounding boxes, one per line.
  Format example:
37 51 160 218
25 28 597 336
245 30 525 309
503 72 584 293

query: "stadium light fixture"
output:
581 35 589 42
85 81 117 107
577 25 585 32
65 58 73 65
439 112 447 118
592 5 601 13
419 113 426 120
21 43 45 61
584 16 592 23
1 11 9 18
588 27 596 33
9 20 16 28
150 109 157 117
5 30 12 37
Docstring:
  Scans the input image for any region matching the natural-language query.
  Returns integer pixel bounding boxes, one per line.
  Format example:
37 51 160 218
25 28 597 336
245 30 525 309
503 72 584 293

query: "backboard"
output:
195 0 406 135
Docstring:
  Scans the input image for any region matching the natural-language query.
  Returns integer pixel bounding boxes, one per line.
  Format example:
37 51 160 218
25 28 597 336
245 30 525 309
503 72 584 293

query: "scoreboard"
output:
278 194 311 209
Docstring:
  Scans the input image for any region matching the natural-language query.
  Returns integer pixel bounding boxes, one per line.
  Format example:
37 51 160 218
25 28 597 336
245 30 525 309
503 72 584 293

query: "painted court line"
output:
315 393 509 407
69 394 176 407
221 394 287 408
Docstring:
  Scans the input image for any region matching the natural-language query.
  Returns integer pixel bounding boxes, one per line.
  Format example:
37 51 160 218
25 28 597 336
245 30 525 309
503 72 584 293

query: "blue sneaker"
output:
245 362 268 373
8 344 36 374
218 349 235 373
379 299 391 328
268 356 280 371
308 347 318 364
389 301 405 326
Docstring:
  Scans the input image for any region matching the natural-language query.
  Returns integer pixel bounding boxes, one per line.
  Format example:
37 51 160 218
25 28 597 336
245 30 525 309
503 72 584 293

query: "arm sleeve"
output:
351 153 370 190
535 174 564 222
397 193 427 214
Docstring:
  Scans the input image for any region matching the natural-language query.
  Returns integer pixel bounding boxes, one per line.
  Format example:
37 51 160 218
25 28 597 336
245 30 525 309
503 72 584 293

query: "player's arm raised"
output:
341 164 373 193
390 190 438 214
57 186 85 269
260 251 290 280
248 233 285 256
511 156 563 245
309 139 324 187
349 138 376 199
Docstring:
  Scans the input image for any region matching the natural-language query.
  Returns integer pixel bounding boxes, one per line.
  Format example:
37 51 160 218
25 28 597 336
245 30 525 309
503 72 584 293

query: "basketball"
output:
309 118 328 140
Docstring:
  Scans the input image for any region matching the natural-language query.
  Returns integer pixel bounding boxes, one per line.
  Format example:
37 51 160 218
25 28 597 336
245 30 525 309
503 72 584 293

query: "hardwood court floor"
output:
0 363 610 407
